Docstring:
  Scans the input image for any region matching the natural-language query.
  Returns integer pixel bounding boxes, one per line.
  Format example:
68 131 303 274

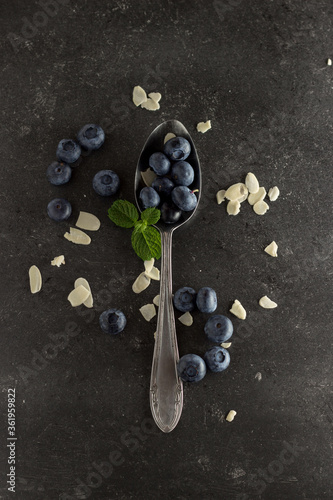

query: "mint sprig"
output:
108 200 161 261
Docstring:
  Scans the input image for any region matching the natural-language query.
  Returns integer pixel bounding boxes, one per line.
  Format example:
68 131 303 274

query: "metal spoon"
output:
134 120 201 433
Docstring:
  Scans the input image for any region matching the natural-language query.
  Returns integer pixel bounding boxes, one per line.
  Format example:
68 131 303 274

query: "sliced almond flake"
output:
178 311 193 326
153 294 160 307
216 189 226 205
139 303 156 321
255 372 262 381
141 98 160 111
153 331 156 340
51 255 65 267
225 183 248 201
132 272 151 293
327 58 332 66
197 120 211 133
148 92 162 103
264 241 278 257
268 186 280 202
238 191 248 203
245 172 259 194
68 285 90 307
144 258 155 274
133 85 147 106
145 266 160 281
29 265 42 294
74 277 93 308
226 410 237 422
221 342 232 348
164 133 176 144
64 227 91 245
259 295 277 309
227 200 241 216
141 168 156 187
75 211 101 231
253 200 269 215
248 187 266 205
230 300 246 320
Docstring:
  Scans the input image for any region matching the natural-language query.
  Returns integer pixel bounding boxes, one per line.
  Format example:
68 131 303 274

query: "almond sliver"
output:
74 277 93 308
133 85 147 106
29 265 42 294
76 211 101 231
139 304 156 321
132 272 151 293
68 285 90 307
64 227 91 245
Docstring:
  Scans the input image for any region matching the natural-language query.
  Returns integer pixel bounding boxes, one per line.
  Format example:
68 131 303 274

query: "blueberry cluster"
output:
174 286 233 382
46 124 120 221
139 136 199 224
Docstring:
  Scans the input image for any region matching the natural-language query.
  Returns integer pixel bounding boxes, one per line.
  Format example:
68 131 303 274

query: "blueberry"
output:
139 187 160 208
99 308 127 335
152 177 175 196
163 136 191 161
77 124 105 150
171 161 194 186
160 201 182 224
171 186 197 211
177 354 206 382
173 287 197 312
204 315 233 343
204 346 230 373
56 139 81 164
93 170 120 196
196 287 217 313
149 152 171 175
46 161 72 185
47 198 72 221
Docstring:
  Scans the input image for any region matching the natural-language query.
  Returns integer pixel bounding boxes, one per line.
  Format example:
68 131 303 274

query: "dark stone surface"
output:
1 1 333 499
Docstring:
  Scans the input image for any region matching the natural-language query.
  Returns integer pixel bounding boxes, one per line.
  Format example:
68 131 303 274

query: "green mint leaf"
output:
134 220 147 232
108 200 139 228
131 225 161 261
141 207 161 226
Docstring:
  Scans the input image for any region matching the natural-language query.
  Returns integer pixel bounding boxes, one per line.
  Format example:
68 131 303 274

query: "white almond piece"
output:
29 265 42 294
225 183 248 201
230 300 246 320
227 200 241 216
64 227 91 245
141 168 156 187
68 285 90 307
144 258 155 274
248 187 266 205
264 241 278 257
245 172 259 194
216 189 226 204
255 372 262 381
238 191 248 203
197 120 212 133
226 410 237 422
253 200 269 215
145 266 160 281
148 92 162 103
75 211 101 231
178 312 193 326
164 133 176 144
51 255 65 267
327 58 332 66
133 85 147 106
141 98 160 111
132 272 151 294
259 295 278 309
268 186 280 202
221 342 232 348
139 304 156 321
74 277 93 308
153 294 160 307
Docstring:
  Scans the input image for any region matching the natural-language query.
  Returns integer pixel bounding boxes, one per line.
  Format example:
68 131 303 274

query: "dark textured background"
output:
1 1 333 499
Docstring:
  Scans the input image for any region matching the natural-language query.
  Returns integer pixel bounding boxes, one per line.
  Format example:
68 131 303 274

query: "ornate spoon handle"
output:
149 230 183 433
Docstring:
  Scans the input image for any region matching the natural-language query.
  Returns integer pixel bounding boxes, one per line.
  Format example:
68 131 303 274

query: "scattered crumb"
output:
216 189 226 204
226 410 237 422
51 255 65 267
259 295 278 309
255 372 262 381
264 241 278 257
197 120 211 133
139 303 156 321
76 211 101 231
178 311 193 326
29 265 42 294
230 300 246 320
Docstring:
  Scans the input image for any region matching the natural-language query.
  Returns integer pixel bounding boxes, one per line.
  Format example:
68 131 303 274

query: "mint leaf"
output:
108 200 139 228
131 225 161 261
141 207 161 226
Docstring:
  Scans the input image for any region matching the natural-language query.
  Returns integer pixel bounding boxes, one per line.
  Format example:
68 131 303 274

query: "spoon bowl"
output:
135 120 201 433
